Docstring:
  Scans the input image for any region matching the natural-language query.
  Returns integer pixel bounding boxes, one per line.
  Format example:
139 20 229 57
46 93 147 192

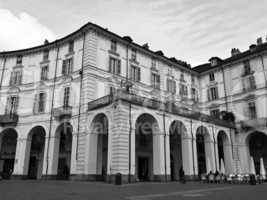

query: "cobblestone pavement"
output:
0 180 266 200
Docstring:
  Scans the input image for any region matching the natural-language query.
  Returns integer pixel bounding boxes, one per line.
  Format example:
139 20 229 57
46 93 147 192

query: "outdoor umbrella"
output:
249 156 256 175
260 157 266 179
220 158 225 174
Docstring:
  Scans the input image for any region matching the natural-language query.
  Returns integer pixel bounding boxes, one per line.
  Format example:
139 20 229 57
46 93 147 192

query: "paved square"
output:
0 181 267 200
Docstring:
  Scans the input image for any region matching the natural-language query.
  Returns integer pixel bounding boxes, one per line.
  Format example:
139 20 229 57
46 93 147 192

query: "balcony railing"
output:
0 114 19 126
88 90 235 128
53 106 72 120
238 118 267 130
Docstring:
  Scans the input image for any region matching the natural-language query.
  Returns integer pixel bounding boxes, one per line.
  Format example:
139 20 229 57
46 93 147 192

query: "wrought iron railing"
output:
0 113 19 126
52 105 72 119
88 91 235 128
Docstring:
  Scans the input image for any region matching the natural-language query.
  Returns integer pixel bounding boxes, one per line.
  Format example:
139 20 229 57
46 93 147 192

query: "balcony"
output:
239 118 267 130
0 114 19 126
53 106 72 120
88 90 234 129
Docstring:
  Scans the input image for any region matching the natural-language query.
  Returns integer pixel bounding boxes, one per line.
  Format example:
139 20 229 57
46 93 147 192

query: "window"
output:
209 72 215 81
243 75 256 91
9 70 22 86
244 60 251 75
131 49 137 61
68 40 74 53
248 101 257 119
43 50 49 61
33 93 46 113
167 79 176 94
208 87 218 101
179 84 188 97
41 65 49 81
191 88 198 101
180 72 185 81
16 55 22 65
151 73 160 89
151 58 156 68
5 96 19 114
111 40 117 52
109 57 121 75
62 58 73 76
130 65 141 82
210 109 220 118
191 76 195 84
63 87 70 107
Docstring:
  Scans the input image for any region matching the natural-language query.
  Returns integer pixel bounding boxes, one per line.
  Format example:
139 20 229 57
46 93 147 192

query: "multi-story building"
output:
0 22 265 183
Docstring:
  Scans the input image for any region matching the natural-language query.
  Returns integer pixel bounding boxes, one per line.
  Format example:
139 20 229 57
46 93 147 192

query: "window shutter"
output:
70 58 73 73
117 60 121 75
62 60 66 75
137 67 141 82
215 87 219 99
14 96 19 114
9 72 14 85
207 89 211 101
174 81 176 94
33 94 38 113
5 96 11 114
43 93 47 112
109 57 112 72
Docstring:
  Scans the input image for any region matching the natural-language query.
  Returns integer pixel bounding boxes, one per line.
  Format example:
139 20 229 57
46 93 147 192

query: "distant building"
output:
0 22 265 183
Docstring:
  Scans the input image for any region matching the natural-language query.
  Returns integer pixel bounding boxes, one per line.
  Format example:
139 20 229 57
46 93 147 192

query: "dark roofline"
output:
0 22 195 74
193 42 267 73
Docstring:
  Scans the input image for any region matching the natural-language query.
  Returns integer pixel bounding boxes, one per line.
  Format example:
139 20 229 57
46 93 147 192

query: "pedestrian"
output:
179 166 186 184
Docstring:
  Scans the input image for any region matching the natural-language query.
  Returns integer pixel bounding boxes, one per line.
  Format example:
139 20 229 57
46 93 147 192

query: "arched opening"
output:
56 122 73 180
248 132 267 174
0 129 17 179
90 113 109 180
196 126 210 175
27 126 46 179
135 113 159 181
169 120 186 181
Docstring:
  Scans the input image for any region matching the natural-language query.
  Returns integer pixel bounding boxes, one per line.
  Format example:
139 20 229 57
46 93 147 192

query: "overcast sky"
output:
1 0 267 66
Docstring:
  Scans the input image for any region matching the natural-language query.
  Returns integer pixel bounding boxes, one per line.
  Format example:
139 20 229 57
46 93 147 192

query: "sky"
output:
1 0 267 66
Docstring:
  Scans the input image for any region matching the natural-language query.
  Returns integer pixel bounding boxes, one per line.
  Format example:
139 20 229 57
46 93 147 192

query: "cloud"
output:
0 9 56 51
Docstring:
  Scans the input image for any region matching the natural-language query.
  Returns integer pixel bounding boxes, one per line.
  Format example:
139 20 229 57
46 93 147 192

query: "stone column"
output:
204 138 216 173
181 136 194 177
192 137 198 175
42 135 60 178
12 136 31 179
153 132 166 181
130 128 136 177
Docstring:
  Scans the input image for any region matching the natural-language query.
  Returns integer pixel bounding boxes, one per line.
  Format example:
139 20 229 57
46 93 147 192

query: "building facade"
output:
0 22 265 183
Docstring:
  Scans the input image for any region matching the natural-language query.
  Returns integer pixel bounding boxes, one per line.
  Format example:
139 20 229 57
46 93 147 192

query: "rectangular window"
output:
151 58 156 68
41 65 49 81
248 101 257 119
38 93 46 113
208 87 218 101
209 72 215 81
5 96 19 114
62 58 73 76
151 73 160 89
9 70 22 86
180 84 188 97
43 50 49 61
63 87 70 107
180 73 185 81
210 109 220 118
131 49 137 61
191 88 198 101
130 65 141 82
68 40 74 53
167 79 176 94
243 75 256 91
16 55 22 65
109 57 121 75
111 40 117 52
244 60 251 75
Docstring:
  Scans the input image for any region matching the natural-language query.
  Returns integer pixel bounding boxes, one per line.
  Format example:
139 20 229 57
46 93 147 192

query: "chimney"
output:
249 44 257 51
231 48 240 56
257 37 263 45
142 43 149 49
44 39 49 45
